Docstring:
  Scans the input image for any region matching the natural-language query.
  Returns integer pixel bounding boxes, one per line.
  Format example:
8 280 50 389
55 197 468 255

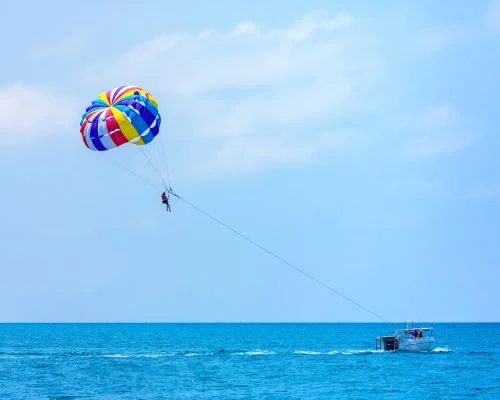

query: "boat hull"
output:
397 338 435 352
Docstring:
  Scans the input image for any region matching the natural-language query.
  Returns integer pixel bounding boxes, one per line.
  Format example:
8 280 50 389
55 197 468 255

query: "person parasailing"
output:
161 191 171 212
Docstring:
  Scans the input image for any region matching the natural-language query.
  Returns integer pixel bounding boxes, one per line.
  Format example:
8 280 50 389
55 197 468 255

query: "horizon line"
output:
0 321 498 324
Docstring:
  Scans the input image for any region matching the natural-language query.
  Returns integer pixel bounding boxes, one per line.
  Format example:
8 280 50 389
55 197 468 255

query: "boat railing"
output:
400 327 434 339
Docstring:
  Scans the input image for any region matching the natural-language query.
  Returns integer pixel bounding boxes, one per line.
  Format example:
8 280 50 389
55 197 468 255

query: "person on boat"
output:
161 191 171 212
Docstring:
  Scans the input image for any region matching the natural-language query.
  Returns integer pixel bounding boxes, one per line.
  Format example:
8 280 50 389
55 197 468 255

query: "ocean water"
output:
0 323 498 399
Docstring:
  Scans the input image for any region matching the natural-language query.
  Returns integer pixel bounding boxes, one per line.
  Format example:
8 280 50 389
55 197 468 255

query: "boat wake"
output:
431 347 453 353
0 347 454 360
295 349 384 355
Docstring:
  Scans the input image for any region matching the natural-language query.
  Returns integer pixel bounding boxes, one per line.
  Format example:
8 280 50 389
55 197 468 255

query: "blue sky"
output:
1 0 499 322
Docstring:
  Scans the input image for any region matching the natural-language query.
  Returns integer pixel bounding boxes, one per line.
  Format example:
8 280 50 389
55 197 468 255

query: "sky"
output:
0 0 499 323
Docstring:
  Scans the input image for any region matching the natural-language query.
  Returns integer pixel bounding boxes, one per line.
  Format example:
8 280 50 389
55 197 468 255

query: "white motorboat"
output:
394 321 435 352
376 320 436 352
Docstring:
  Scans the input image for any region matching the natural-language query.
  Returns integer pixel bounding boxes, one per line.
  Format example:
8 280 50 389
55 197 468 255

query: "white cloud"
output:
403 105 472 158
415 27 472 52
186 81 355 138
85 11 374 176
0 82 77 147
187 130 361 178
487 0 500 33
423 105 456 126
88 11 357 96
414 1 500 46
404 135 472 158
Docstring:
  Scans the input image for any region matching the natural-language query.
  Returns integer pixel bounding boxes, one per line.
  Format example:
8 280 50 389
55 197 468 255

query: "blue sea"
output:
0 323 498 399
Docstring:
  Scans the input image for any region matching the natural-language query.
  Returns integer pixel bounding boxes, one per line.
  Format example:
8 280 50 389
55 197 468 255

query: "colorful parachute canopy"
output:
80 85 161 151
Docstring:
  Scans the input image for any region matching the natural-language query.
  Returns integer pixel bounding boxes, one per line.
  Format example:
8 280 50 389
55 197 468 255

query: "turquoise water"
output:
0 323 498 399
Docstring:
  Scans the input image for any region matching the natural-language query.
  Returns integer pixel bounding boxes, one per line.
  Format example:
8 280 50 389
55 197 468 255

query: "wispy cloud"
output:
403 105 472 158
404 135 472 158
185 81 355 139
416 27 467 52
85 11 378 176
187 130 361 178
487 0 500 33
87 11 357 96
0 82 77 147
422 104 457 126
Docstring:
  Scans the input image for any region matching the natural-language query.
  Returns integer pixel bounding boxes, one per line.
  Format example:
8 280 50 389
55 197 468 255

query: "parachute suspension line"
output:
149 130 172 189
158 135 172 188
138 145 167 188
175 195 388 323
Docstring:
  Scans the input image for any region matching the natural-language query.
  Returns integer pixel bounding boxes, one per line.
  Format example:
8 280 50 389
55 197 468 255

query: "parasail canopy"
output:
79 85 161 152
